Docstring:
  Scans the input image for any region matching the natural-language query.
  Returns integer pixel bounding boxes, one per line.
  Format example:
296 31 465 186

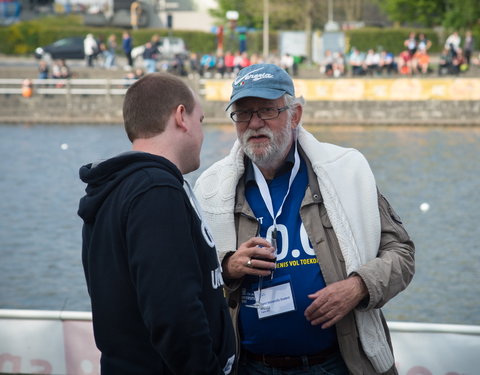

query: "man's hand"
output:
222 237 276 279
304 276 368 329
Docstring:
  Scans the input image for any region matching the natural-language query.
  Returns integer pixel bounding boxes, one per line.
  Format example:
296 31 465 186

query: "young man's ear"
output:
174 104 188 132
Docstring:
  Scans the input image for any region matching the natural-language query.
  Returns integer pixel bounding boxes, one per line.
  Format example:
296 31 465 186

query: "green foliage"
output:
0 16 216 56
210 0 261 29
209 0 312 31
346 27 441 54
375 0 480 29
2 19 45 54
247 31 278 55
165 31 216 54
375 0 446 27
124 29 216 54
442 0 480 30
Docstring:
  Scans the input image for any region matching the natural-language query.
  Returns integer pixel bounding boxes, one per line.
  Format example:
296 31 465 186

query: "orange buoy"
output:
22 79 33 98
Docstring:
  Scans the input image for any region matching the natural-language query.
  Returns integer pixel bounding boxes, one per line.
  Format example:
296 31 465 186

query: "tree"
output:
209 0 324 31
210 0 270 29
342 0 365 23
374 0 446 27
374 0 480 29
442 0 480 30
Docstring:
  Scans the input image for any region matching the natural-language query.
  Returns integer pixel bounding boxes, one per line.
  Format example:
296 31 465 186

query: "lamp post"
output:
226 10 239 32
226 10 239 52
305 0 312 64
324 0 339 31
263 0 269 59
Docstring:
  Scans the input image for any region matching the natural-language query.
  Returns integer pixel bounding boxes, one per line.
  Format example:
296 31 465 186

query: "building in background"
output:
7 0 217 31
162 0 216 32
80 0 217 30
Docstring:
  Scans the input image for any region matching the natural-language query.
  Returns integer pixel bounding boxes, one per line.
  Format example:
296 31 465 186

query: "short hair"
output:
123 73 195 142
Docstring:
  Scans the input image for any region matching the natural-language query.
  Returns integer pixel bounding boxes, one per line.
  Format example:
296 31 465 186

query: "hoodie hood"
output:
78 151 182 223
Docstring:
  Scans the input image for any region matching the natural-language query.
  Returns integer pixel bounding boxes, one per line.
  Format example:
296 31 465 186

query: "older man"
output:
194 64 415 375
78 73 236 374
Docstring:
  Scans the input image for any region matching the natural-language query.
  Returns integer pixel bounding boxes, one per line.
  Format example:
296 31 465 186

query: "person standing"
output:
194 64 415 374
280 52 294 75
122 30 134 68
417 33 432 52
444 31 461 58
130 0 141 29
104 33 117 69
142 41 158 73
84 33 98 67
78 73 236 375
403 31 417 56
463 30 475 67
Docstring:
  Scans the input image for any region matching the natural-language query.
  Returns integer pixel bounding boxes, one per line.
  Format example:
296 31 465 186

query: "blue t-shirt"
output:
240 157 336 355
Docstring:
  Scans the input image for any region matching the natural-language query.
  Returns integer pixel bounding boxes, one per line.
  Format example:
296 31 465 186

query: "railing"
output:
1 308 479 375
0 78 132 96
0 308 92 321
0 78 208 97
1 308 480 335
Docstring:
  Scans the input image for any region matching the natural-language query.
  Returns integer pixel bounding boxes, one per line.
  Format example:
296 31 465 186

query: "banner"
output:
204 78 480 102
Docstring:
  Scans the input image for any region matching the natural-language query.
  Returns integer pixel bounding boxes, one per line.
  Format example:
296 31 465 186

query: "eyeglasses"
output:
230 106 290 123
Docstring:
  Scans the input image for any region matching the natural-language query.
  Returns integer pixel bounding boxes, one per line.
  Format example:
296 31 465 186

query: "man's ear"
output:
291 104 303 129
174 104 188 132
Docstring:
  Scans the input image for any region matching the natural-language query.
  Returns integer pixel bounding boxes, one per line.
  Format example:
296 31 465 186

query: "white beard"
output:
240 120 294 169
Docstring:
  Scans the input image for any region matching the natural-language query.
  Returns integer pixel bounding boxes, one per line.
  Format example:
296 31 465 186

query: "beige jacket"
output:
194 128 415 374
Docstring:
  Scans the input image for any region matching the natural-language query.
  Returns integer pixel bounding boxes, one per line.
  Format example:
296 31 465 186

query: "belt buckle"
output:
261 354 281 369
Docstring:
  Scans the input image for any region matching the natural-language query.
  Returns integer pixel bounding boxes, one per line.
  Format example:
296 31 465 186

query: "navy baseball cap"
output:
226 64 295 110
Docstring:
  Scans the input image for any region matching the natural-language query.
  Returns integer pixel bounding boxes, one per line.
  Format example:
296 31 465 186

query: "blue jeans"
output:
238 352 349 375
144 59 157 73
104 52 116 68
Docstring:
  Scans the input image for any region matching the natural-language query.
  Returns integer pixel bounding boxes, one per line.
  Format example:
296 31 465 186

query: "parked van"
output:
131 37 187 60
158 37 187 57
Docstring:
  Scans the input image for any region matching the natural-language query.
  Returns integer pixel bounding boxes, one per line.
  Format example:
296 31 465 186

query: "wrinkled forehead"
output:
233 96 285 110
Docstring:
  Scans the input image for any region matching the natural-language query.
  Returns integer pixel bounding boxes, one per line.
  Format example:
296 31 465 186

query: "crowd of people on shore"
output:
37 58 72 81
83 31 129 70
319 30 477 78
168 31 477 80
35 30 478 81
176 51 299 79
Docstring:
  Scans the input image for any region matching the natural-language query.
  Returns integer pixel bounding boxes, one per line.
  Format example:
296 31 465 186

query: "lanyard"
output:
252 141 300 233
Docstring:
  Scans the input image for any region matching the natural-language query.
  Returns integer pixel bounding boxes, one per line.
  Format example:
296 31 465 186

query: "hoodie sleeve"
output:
126 184 224 375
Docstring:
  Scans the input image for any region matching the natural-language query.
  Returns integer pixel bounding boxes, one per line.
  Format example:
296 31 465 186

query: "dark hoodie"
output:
78 152 235 375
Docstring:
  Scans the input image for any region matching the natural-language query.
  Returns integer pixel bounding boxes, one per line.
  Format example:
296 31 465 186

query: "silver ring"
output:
246 258 253 268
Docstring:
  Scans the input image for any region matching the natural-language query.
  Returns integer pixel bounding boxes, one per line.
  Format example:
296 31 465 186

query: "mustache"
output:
243 128 273 141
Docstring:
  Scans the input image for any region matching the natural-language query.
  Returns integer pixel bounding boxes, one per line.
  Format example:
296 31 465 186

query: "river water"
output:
0 123 479 326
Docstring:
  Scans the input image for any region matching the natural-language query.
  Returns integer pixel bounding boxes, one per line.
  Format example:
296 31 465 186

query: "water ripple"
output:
0 124 479 325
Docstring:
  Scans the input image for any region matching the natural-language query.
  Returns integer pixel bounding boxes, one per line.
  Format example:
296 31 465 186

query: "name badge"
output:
255 282 296 319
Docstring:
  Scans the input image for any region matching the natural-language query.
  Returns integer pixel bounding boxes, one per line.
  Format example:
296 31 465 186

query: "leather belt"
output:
243 345 339 369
